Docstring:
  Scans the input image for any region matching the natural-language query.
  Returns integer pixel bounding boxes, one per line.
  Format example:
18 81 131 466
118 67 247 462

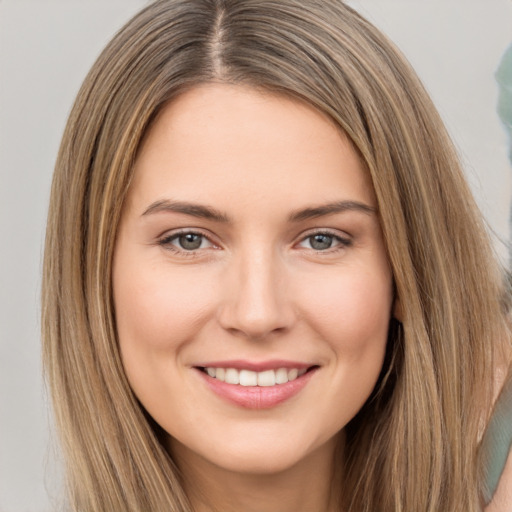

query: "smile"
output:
196 363 319 409
202 367 308 386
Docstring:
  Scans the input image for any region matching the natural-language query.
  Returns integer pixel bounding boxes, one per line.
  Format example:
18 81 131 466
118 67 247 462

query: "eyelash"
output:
297 229 352 253
157 229 217 258
157 229 352 256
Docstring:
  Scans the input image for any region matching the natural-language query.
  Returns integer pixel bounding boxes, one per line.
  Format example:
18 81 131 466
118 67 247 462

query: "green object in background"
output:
482 44 512 506
496 45 512 268
480 374 512 505
496 44 512 162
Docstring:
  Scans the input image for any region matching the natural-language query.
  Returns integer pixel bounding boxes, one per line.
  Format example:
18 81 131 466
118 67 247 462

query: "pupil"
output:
311 234 332 250
179 233 202 250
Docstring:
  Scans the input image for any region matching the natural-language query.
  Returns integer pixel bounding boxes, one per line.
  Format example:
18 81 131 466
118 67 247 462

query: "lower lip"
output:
197 368 317 409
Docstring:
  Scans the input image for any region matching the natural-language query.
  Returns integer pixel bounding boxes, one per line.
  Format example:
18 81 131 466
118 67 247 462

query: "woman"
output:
42 0 512 510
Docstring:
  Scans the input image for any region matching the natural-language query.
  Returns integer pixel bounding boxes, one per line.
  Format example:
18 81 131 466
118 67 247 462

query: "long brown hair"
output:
42 1 511 510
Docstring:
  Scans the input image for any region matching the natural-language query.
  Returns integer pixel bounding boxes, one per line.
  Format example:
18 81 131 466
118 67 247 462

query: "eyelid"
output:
157 228 220 253
155 227 352 255
295 228 352 250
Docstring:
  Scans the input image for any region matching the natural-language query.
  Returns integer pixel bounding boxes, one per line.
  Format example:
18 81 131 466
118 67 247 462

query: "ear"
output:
393 295 403 322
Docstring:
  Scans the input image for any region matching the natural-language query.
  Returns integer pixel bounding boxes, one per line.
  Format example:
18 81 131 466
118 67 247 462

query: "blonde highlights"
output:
42 1 510 510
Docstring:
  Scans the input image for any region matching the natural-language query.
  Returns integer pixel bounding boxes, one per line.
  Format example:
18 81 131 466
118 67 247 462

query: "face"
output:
113 84 394 477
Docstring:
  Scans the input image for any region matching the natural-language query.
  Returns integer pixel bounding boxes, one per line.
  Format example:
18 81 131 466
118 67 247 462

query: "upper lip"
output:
194 359 315 372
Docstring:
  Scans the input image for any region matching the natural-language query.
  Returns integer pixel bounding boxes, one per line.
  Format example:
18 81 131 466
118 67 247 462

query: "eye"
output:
159 231 215 252
297 232 351 251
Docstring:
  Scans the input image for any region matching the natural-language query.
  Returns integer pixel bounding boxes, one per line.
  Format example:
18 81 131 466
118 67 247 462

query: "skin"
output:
113 83 396 512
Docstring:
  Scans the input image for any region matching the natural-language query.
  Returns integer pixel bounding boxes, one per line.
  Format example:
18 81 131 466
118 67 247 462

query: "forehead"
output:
128 83 376 214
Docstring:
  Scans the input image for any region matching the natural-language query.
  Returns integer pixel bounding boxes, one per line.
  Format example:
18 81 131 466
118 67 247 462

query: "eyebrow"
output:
141 200 230 222
288 200 376 222
141 199 376 222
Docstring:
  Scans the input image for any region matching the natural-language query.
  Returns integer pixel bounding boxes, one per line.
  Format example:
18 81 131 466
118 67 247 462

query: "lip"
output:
194 359 312 372
195 363 318 409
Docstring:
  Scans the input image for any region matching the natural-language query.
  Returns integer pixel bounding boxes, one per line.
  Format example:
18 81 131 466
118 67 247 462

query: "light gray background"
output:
1 1 511 511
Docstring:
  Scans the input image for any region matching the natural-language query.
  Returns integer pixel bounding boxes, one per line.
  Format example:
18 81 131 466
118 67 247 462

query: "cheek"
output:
303 267 392 427
296 264 393 356
112 254 217 419
113 260 213 353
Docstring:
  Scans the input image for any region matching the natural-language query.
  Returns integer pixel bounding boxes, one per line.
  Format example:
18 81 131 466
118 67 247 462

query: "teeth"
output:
275 368 289 384
204 367 309 386
257 370 275 387
287 368 298 381
240 370 258 386
225 368 239 385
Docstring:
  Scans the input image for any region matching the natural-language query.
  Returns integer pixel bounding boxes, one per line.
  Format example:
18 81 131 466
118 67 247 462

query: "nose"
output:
217 248 296 340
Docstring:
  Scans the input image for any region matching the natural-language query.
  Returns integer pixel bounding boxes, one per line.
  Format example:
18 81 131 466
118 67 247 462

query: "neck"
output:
170 435 344 512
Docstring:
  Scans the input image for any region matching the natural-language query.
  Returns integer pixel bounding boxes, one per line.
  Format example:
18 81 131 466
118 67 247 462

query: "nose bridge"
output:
218 242 294 339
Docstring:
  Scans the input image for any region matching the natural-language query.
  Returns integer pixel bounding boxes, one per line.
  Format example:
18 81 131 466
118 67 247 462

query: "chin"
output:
212 447 307 475
168 425 340 477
